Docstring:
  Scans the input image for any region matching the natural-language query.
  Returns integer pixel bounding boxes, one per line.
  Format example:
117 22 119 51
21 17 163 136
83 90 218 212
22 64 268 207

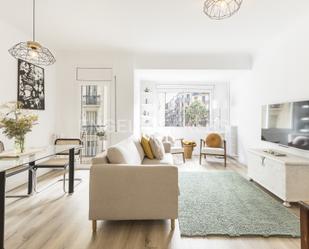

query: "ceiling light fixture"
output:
8 0 55 66
203 0 242 20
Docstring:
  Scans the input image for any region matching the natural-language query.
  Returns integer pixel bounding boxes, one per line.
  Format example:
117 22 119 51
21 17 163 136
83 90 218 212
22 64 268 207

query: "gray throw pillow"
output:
149 136 165 160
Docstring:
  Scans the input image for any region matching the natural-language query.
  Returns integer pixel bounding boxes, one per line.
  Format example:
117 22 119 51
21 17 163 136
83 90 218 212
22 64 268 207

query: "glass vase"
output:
14 136 25 154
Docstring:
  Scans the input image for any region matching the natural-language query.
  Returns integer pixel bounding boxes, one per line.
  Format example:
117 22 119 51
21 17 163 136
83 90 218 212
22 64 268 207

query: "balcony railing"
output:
82 95 101 105
80 125 106 157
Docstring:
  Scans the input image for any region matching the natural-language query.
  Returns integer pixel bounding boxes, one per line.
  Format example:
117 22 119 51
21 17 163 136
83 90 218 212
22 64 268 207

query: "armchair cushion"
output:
205 133 222 148
163 142 171 153
201 147 225 155
171 147 184 154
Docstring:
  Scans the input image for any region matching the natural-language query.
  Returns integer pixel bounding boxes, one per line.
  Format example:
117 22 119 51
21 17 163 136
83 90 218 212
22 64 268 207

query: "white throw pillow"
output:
107 137 143 164
149 136 165 160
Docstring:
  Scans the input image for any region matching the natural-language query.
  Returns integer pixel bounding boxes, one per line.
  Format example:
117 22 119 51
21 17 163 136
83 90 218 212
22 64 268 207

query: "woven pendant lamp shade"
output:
204 0 242 20
9 41 55 66
8 0 55 66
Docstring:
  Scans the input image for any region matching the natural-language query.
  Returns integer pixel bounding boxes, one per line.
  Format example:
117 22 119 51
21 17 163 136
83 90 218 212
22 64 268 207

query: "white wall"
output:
55 52 252 147
231 16 309 164
0 20 57 189
55 51 135 146
137 80 230 155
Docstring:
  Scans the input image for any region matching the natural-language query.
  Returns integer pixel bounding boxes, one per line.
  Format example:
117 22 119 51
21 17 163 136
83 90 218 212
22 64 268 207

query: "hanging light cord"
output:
32 0 35 41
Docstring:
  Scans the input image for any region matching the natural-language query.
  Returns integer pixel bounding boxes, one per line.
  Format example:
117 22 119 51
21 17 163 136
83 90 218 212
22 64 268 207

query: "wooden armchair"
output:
199 133 227 167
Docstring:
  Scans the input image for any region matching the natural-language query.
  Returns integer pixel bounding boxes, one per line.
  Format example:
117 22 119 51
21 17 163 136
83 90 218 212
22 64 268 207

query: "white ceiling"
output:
1 0 309 54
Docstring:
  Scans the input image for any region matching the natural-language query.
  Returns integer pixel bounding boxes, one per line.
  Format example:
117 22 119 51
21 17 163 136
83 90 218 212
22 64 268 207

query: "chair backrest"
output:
55 138 82 155
0 141 4 153
55 138 82 146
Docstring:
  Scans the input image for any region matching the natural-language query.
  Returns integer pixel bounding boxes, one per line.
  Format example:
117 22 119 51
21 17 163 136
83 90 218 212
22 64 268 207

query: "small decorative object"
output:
18 59 45 110
0 102 38 153
144 87 151 93
8 0 55 66
96 130 106 140
204 0 242 20
182 140 197 159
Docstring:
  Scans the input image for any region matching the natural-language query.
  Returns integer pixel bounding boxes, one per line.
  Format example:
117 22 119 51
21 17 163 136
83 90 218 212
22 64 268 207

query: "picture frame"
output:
17 59 45 110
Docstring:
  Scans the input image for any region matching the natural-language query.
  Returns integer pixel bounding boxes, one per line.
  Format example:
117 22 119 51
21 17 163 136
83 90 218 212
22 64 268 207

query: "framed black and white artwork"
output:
17 59 45 110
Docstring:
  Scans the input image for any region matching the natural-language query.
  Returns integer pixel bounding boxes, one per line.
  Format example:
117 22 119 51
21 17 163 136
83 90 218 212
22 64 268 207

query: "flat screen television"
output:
261 100 309 150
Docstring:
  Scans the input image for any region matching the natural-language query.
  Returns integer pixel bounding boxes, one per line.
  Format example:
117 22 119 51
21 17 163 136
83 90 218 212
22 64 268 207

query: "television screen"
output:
261 100 309 150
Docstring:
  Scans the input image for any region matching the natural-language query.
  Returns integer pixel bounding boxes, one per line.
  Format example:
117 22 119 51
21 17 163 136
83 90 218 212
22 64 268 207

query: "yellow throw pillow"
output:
141 135 154 159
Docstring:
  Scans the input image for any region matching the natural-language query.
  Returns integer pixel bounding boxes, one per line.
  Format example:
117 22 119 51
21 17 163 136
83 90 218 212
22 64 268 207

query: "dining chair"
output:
33 138 82 193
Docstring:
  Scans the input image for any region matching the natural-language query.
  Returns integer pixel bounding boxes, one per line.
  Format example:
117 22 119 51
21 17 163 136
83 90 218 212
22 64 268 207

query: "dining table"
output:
0 144 82 249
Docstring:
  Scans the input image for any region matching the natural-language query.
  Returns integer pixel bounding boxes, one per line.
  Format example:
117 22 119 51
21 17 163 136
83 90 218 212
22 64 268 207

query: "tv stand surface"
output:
248 149 309 206
263 149 287 157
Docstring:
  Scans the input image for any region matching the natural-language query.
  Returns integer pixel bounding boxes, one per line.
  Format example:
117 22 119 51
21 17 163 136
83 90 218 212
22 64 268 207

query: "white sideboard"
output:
248 149 309 207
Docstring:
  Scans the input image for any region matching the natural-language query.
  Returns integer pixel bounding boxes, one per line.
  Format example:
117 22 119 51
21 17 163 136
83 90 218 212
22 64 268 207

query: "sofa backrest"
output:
107 136 144 165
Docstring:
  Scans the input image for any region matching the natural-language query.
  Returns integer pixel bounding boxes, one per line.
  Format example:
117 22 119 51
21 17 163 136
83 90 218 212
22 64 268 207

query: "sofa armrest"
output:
91 151 108 165
163 142 171 153
89 164 178 220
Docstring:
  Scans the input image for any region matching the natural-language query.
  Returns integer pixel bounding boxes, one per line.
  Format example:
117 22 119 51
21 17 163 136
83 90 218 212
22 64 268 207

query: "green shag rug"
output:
178 171 300 237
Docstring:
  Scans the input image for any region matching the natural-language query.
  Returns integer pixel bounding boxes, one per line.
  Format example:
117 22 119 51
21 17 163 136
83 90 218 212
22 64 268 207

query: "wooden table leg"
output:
300 202 309 249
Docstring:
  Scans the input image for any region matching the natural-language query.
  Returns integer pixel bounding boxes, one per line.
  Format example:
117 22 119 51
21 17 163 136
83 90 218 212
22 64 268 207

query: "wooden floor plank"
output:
4 156 300 249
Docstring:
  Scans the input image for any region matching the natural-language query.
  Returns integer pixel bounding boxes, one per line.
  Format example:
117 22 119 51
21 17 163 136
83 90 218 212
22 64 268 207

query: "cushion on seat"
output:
92 151 109 165
132 136 145 162
142 153 174 165
171 147 184 154
162 135 176 146
201 147 224 155
149 136 165 160
141 135 154 159
37 158 69 166
206 133 222 148
107 138 143 164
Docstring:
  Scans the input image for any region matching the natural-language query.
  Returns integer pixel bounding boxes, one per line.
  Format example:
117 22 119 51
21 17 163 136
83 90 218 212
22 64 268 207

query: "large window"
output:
158 91 211 127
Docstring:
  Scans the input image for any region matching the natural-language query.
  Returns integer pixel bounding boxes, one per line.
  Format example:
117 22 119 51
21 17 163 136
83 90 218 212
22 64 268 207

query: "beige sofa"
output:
89 136 178 232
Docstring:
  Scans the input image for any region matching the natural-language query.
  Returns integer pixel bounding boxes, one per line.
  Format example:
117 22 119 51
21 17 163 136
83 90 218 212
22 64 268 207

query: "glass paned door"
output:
80 84 105 157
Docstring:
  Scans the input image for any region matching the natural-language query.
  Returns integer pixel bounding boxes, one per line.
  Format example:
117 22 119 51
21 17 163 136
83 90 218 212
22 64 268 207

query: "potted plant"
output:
96 131 106 140
0 102 38 153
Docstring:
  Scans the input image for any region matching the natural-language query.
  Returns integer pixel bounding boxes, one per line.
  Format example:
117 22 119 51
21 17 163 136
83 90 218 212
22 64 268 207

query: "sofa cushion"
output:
132 136 145 162
149 136 165 160
142 153 174 165
107 138 143 164
141 135 154 159
92 151 109 165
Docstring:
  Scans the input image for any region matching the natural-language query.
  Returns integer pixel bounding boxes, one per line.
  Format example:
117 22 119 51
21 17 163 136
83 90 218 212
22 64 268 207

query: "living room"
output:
1 0 309 249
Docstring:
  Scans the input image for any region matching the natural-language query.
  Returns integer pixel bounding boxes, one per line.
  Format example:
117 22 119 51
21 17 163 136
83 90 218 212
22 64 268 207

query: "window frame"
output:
156 84 214 128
